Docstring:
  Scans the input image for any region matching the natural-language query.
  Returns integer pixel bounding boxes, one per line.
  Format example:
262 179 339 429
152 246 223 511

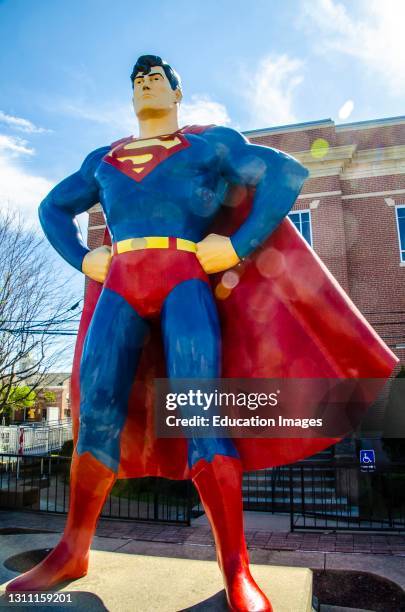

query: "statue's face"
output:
132 65 181 119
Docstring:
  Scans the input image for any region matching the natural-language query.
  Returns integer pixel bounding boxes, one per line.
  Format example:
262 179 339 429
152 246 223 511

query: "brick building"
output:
35 372 71 422
12 372 71 423
87 115 405 369
245 115 405 369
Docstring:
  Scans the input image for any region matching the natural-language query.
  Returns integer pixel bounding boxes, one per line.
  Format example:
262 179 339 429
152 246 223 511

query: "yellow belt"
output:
113 236 197 255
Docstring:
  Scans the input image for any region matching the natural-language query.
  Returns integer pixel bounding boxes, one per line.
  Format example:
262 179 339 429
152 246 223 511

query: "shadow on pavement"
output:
179 589 227 611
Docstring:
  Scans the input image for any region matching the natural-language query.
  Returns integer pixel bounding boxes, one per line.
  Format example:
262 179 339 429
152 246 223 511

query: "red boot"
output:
6 451 116 592
191 455 273 612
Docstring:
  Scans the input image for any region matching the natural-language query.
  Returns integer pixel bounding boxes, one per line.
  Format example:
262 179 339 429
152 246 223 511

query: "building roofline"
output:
242 115 405 138
336 115 405 131
242 119 334 137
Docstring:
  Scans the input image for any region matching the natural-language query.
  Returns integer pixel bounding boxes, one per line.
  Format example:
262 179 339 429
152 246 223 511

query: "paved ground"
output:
2 510 405 556
0 535 313 612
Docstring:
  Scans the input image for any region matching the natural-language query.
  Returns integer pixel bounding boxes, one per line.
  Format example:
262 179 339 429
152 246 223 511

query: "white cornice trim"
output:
88 225 106 230
342 167 405 180
340 145 405 179
298 190 342 199
294 145 357 178
296 145 357 164
294 144 405 179
342 188 405 200
352 145 405 161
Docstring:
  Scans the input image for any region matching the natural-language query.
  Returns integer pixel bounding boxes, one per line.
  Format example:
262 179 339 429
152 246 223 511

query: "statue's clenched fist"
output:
196 233 240 274
82 246 112 283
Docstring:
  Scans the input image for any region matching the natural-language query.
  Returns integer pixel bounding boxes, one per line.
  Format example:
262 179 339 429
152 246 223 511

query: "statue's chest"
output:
102 133 200 183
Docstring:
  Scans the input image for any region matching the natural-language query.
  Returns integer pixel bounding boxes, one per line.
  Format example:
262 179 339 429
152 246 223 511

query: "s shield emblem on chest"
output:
103 133 190 182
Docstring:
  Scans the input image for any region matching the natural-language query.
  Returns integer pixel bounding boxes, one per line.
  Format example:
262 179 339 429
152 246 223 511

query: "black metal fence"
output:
2 453 405 532
242 467 291 513
0 453 195 525
289 462 405 532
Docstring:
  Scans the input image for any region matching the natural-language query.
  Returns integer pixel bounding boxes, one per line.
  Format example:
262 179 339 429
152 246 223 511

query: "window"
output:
288 210 313 246
395 205 405 263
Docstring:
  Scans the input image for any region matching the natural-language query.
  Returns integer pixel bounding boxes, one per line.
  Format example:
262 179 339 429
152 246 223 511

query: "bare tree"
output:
0 209 81 418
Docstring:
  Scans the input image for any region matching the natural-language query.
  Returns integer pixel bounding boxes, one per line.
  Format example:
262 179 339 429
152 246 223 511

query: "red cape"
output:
71 186 398 479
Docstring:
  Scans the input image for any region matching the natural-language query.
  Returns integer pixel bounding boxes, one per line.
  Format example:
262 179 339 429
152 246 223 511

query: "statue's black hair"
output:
130 55 181 91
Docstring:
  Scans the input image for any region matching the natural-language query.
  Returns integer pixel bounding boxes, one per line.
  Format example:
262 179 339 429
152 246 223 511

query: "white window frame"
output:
288 209 313 246
394 204 405 264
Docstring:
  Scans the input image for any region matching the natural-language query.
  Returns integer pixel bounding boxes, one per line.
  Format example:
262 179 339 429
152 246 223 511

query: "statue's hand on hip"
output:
82 246 112 283
196 234 240 274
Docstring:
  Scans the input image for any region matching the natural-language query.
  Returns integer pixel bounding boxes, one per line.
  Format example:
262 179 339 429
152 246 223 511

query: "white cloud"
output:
0 154 53 222
0 110 47 133
301 0 405 96
338 99 354 120
179 95 231 126
241 55 304 128
0 150 88 241
0 133 52 222
0 112 53 221
0 134 35 156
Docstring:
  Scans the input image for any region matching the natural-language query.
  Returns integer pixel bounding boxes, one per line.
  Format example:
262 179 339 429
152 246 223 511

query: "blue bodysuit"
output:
39 124 308 472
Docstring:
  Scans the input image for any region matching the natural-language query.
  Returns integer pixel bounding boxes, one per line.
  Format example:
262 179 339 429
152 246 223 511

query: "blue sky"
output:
1 0 404 223
0 0 403 365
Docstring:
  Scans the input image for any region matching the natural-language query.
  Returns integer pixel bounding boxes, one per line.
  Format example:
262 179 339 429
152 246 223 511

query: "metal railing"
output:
2 453 405 531
289 462 405 532
0 421 73 455
0 453 193 524
242 467 291 513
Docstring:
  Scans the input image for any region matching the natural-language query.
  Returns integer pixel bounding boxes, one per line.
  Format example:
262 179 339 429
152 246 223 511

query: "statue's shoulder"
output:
181 124 216 136
109 135 133 149
80 146 111 178
192 125 249 148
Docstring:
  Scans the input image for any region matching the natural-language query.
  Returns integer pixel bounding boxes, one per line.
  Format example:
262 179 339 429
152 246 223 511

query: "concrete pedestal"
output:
1 548 313 612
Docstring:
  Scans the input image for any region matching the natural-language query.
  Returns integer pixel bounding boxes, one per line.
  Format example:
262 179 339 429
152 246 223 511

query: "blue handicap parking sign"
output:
360 450 376 466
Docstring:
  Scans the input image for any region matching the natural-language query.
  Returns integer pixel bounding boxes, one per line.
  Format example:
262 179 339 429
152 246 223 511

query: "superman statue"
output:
6 55 397 611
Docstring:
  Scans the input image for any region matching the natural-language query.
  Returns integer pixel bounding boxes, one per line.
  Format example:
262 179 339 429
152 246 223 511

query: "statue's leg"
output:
162 279 272 612
6 288 148 592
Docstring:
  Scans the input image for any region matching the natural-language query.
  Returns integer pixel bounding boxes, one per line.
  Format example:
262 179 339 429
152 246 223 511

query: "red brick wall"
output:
336 123 405 150
341 175 405 196
300 176 341 195
87 226 105 250
89 211 106 227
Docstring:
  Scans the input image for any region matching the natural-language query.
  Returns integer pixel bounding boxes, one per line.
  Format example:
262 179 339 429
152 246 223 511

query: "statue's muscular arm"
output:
197 126 309 273
39 146 111 282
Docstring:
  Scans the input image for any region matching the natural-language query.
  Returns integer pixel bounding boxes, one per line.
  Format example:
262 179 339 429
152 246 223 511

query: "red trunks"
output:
104 249 209 319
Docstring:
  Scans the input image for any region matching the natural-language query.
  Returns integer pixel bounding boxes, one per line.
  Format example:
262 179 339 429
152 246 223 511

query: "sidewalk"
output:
2 510 405 556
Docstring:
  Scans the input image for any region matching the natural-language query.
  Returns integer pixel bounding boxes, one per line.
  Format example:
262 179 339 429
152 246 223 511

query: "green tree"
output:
0 385 36 421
